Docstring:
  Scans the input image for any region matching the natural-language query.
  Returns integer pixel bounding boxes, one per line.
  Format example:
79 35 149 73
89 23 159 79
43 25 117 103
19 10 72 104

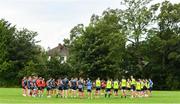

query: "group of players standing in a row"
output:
22 76 153 98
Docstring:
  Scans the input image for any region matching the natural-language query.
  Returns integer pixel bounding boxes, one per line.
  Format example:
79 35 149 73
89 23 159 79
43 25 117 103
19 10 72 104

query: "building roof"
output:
47 43 68 57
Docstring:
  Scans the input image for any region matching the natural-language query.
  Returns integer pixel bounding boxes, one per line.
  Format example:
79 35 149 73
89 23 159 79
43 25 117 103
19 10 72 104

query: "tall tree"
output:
120 0 160 77
68 9 126 79
145 1 180 89
0 19 42 86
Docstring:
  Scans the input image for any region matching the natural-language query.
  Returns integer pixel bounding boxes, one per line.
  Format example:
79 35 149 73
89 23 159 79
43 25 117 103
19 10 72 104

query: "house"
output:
47 43 69 63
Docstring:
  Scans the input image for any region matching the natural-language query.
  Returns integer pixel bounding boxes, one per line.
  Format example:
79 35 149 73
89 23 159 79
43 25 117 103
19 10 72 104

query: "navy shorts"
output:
63 86 69 90
58 86 63 90
96 87 101 91
106 88 111 92
143 86 147 90
87 89 92 92
47 86 52 91
149 87 152 91
126 87 131 90
131 85 136 91
72 86 77 90
31 86 34 90
52 86 56 89
101 87 105 89
136 90 141 92
78 88 83 92
114 89 118 92
121 87 126 90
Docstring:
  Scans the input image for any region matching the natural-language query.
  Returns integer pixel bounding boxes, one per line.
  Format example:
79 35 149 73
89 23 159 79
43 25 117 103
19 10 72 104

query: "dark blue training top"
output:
63 78 69 87
87 80 92 90
23 80 27 86
27 80 31 88
71 79 77 87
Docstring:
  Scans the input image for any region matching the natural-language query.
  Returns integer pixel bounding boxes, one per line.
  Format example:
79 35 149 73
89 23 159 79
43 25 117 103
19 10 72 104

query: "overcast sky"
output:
0 0 179 49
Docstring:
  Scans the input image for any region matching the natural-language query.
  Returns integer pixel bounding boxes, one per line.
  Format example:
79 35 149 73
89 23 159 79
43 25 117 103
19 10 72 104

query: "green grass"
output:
0 88 180 104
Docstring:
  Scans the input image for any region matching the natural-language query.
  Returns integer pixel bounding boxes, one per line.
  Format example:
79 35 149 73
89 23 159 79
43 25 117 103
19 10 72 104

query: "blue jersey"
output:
47 79 52 87
22 79 27 86
57 79 63 87
51 80 56 87
27 80 31 88
87 81 92 90
32 79 36 86
71 80 77 87
149 79 153 87
63 78 69 87
32 79 37 89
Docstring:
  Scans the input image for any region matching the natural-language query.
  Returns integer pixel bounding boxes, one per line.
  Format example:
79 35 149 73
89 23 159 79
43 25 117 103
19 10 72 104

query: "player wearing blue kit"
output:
27 76 32 96
32 76 38 97
86 78 92 99
69 78 73 97
56 78 63 98
62 77 69 98
71 78 78 98
22 77 27 96
46 78 52 98
51 79 56 96
149 78 153 96
78 78 84 98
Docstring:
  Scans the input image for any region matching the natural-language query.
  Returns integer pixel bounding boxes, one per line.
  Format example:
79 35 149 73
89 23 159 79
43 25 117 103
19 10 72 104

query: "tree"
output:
68 9 126 79
0 19 43 86
145 1 180 89
119 0 160 77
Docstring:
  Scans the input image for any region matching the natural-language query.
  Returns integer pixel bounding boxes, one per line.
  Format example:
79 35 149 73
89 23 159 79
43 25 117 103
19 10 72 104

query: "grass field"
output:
0 88 180 104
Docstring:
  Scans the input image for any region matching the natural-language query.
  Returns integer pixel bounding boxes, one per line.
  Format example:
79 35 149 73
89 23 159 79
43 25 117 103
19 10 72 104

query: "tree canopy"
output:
66 0 180 90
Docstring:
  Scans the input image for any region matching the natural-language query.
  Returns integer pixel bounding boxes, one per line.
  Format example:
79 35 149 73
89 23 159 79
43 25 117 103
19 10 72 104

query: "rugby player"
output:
105 78 112 98
121 76 127 98
95 77 101 97
22 77 27 96
113 79 119 96
86 78 92 99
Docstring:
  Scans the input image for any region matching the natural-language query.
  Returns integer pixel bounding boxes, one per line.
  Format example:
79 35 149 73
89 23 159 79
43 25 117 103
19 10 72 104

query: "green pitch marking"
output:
0 88 180 104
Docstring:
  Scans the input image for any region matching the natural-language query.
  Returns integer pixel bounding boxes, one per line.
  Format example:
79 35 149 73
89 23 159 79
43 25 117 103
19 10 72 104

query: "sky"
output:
0 0 179 49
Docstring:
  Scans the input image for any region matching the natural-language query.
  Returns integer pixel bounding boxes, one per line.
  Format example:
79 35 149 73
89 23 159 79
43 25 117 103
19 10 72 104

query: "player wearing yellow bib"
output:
145 79 150 97
140 79 145 97
121 76 127 98
136 79 141 97
126 79 131 90
130 76 136 98
105 79 112 98
126 78 131 96
95 77 101 97
113 79 119 96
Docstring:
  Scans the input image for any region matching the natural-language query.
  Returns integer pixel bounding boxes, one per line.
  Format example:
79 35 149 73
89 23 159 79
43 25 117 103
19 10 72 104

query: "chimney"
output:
58 43 63 49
